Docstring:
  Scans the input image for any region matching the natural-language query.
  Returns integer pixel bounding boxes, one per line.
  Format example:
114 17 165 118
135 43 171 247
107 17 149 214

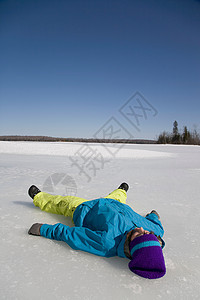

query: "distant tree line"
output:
0 135 156 144
157 121 200 145
0 135 67 142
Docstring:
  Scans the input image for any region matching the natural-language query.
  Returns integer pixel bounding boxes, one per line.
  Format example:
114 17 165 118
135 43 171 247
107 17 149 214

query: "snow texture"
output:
0 141 200 299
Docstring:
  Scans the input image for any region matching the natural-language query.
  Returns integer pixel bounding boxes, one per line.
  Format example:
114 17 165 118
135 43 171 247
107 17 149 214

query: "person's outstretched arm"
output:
29 223 114 257
145 212 164 235
145 213 165 248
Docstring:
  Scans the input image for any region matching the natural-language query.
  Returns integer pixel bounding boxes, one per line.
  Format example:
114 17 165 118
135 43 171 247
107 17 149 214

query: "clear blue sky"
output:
0 0 200 139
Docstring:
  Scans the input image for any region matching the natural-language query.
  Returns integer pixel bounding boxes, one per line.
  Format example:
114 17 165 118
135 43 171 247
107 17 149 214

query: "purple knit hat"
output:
128 234 166 279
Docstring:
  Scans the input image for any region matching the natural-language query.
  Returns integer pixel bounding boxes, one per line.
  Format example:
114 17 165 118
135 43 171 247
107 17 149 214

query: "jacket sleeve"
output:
145 213 164 236
145 213 166 248
40 223 109 257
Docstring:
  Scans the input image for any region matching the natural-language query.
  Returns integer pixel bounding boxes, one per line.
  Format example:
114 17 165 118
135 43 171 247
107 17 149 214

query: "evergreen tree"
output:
172 120 180 143
182 126 189 144
173 120 178 136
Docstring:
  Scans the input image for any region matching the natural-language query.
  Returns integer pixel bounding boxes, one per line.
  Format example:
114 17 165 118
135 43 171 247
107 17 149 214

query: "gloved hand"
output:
28 223 43 236
146 210 160 220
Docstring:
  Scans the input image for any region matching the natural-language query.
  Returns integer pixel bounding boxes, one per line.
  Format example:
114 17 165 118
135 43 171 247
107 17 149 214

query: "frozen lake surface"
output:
0 141 200 299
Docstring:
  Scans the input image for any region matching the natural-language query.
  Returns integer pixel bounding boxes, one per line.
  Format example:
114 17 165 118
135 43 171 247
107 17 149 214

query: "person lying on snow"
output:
28 183 166 279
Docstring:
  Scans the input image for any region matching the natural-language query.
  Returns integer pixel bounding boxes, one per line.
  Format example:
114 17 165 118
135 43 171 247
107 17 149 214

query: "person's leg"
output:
104 188 127 204
33 192 89 219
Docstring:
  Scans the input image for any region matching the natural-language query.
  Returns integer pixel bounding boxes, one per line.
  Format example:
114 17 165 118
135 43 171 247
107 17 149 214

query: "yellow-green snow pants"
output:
33 188 127 220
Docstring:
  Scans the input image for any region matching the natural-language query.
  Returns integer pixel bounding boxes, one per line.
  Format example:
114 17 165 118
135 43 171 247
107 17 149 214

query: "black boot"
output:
28 185 41 199
118 182 129 192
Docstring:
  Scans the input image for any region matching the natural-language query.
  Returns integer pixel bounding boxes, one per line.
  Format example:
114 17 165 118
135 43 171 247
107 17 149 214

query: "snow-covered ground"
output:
0 141 200 299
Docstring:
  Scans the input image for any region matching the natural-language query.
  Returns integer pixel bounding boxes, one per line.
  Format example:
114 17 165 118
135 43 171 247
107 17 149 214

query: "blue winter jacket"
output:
40 198 165 258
